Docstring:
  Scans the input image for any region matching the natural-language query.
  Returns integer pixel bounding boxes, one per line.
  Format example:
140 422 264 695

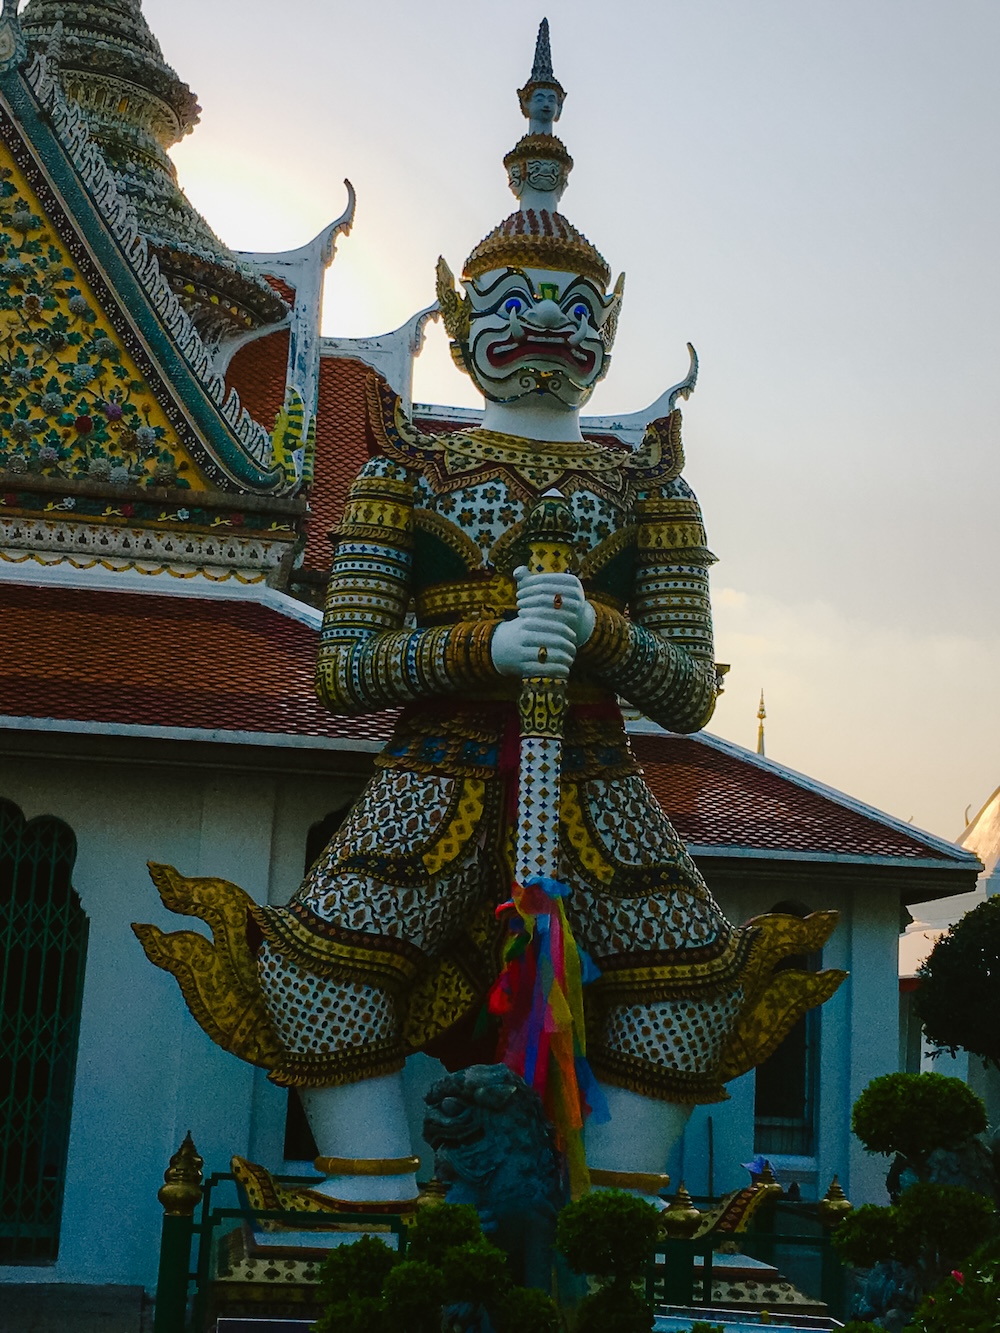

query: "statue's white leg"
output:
585 1081 692 1205
301 1074 419 1203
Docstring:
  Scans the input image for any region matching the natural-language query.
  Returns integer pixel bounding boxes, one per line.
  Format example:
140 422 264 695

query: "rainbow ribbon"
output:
488 875 607 1197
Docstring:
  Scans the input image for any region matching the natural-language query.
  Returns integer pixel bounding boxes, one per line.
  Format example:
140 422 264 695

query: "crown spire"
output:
531 17 554 82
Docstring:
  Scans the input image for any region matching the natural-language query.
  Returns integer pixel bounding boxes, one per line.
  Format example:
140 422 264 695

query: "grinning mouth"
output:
485 330 597 374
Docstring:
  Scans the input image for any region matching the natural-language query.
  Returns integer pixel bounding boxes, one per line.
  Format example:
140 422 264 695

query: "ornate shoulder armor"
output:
365 372 445 468
623 408 685 484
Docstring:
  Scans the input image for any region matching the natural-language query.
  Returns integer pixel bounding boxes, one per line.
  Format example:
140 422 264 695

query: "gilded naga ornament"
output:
135 18 845 1211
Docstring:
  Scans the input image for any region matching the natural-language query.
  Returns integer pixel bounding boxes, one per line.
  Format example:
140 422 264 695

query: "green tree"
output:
915 897 1000 1068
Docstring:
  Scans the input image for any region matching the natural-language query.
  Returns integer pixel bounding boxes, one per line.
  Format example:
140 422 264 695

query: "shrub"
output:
573 1283 653 1333
833 1182 996 1285
492 1284 562 1333
439 1237 509 1305
906 1238 1000 1332
851 1072 987 1168
406 1201 482 1266
381 1259 445 1333
315 1233 397 1305
555 1189 660 1283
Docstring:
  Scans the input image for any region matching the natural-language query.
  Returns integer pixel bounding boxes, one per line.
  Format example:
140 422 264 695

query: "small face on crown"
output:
527 87 560 128
461 265 621 409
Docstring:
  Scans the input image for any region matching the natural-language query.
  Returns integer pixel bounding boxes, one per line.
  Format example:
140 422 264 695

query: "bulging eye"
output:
573 304 588 319
504 297 523 313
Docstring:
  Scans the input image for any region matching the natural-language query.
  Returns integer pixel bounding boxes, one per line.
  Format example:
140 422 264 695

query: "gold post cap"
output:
817 1173 853 1226
158 1131 204 1217
660 1180 702 1239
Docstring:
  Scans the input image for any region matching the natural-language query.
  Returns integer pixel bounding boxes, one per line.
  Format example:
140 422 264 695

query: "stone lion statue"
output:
423 1063 566 1289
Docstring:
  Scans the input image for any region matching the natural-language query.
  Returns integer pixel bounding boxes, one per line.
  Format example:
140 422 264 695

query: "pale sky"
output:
145 0 1000 841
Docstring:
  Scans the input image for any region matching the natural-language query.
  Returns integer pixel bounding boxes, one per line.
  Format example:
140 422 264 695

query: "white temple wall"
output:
684 873 900 1208
0 748 363 1292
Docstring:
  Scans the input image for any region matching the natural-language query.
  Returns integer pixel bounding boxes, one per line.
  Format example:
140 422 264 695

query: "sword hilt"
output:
524 490 576 576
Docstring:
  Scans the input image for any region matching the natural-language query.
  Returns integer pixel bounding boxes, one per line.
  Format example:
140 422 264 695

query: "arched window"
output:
754 899 819 1157
283 807 351 1162
0 799 88 1263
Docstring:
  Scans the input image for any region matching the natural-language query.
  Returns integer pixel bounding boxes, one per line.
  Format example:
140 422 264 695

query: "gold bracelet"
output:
590 1167 670 1194
314 1155 420 1177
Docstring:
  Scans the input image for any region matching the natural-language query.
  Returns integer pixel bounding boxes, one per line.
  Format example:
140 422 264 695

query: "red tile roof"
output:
307 356 374 572
633 732 958 862
0 581 393 744
225 328 289 438
1 575 968 865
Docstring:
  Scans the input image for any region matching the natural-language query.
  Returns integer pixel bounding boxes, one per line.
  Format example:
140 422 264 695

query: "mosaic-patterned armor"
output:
251 379 800 1104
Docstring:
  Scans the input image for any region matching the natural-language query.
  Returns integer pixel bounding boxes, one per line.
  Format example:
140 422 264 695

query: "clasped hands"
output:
490 568 596 679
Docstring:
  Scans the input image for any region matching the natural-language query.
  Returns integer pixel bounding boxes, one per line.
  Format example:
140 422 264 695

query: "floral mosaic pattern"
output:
0 162 201 489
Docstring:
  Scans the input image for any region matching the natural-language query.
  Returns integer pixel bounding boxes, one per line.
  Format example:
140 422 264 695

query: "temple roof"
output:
0 569 980 891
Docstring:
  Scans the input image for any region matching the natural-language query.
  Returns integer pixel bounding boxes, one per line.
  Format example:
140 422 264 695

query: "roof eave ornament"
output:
0 0 26 73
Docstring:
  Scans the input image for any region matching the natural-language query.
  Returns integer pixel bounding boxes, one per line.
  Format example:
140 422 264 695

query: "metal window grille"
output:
0 799 88 1264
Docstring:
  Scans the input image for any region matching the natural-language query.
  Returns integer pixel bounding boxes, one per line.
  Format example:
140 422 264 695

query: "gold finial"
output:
157 1131 204 1217
416 1176 449 1210
660 1180 702 1239
817 1174 853 1227
756 689 766 757
756 1162 783 1198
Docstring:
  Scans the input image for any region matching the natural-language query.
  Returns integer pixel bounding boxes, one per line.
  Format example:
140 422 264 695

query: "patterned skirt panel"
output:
254 702 758 1099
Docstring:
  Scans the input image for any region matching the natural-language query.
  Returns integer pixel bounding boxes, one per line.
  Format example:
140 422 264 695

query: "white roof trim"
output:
626 718 979 868
0 714 384 753
685 845 975 871
0 557 322 629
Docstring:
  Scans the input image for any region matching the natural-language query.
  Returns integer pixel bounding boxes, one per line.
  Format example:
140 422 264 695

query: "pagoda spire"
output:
756 690 767 757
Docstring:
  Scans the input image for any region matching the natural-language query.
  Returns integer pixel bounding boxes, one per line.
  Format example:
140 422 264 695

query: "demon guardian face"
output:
447 265 623 411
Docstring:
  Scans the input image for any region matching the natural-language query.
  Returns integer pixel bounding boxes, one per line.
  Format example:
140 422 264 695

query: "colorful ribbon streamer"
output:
488 874 607 1197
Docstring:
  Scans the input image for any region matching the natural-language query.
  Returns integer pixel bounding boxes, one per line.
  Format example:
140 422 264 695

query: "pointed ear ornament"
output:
600 271 626 350
436 256 470 343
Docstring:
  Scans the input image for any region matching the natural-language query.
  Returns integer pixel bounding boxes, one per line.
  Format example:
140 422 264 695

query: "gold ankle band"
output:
314 1155 420 1177
590 1168 670 1194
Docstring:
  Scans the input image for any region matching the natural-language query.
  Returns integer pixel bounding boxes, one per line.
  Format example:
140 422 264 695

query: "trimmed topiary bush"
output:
851 1072 987 1171
556 1190 659 1333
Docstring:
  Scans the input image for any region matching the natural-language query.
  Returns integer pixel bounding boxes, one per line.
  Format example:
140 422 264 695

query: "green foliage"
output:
556 1192 660 1333
555 1189 660 1283
406 1200 482 1266
833 1182 996 1281
311 1293 385 1333
906 1239 1000 1332
439 1237 509 1305
315 1233 397 1305
313 1203 553 1332
381 1259 445 1333
492 1284 562 1333
915 898 1000 1069
574 1283 653 1333
686 1323 726 1333
851 1073 987 1166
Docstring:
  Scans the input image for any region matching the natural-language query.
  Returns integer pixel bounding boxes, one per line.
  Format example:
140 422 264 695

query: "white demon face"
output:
462 266 621 410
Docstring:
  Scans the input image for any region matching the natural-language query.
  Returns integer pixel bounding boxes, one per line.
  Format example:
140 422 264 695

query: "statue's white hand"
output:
512 568 595 646
490 569 595 679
